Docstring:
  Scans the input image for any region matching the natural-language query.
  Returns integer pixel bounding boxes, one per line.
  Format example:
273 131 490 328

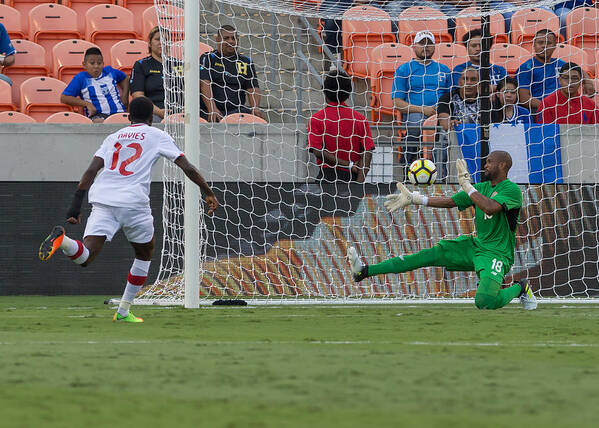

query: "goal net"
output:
137 0 599 304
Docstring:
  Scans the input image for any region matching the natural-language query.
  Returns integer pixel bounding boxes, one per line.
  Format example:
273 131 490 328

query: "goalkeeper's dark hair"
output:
129 96 154 124
84 47 103 60
323 70 352 103
491 76 519 123
560 62 583 79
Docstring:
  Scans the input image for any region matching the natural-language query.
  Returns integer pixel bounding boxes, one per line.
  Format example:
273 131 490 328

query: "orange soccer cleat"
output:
38 226 66 261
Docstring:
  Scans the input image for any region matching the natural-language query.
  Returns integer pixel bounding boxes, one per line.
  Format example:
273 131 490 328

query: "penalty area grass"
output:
0 296 597 428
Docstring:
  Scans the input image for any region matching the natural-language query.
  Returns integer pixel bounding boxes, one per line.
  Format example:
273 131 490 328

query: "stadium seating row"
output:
0 2 182 54
0 106 267 124
342 5 599 78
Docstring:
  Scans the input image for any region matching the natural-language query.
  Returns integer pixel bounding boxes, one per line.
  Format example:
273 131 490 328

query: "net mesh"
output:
137 0 599 303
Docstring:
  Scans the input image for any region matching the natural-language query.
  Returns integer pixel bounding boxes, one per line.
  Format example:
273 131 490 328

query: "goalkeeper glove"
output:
384 182 425 213
456 158 476 195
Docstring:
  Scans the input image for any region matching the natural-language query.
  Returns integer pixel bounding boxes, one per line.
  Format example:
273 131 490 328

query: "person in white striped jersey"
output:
61 47 129 123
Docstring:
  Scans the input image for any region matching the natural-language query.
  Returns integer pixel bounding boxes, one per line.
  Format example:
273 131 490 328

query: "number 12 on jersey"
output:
109 142 143 176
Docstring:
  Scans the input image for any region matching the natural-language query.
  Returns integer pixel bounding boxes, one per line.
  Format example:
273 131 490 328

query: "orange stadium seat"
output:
29 3 80 72
103 112 129 123
341 5 395 78
566 6 599 54
142 3 184 41
3 39 49 108
455 6 508 44
0 110 36 123
10 0 47 35
398 6 452 45
490 43 529 75
123 0 153 27
45 111 92 123
553 43 595 78
110 39 147 76
421 113 438 160
433 42 468 70
163 113 209 124
0 78 16 110
510 8 562 52
0 4 26 39
85 4 138 60
63 0 125 34
53 39 99 83
368 42 412 122
20 76 72 122
220 113 267 124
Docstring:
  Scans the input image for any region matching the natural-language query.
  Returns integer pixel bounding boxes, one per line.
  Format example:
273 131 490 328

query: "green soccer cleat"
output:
112 312 144 323
39 225 65 261
518 281 537 311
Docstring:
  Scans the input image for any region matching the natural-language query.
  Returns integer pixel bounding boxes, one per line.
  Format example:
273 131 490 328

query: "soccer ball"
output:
407 159 437 185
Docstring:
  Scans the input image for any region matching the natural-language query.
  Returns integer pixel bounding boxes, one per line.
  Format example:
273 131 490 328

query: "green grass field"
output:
1 297 597 428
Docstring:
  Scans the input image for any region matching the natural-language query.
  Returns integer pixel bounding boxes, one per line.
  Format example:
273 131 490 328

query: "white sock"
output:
118 259 151 317
61 236 89 265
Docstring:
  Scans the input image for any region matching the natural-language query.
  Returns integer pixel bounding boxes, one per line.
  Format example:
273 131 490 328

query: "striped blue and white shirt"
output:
63 67 127 117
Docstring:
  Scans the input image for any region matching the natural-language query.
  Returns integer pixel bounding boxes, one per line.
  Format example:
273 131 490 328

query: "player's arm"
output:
66 156 104 224
426 196 457 208
455 159 502 215
174 155 219 214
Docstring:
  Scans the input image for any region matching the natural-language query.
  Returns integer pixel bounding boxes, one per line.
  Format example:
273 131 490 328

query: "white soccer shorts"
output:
84 203 154 244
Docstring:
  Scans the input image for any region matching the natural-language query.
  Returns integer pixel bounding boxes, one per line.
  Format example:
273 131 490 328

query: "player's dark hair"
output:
217 24 236 36
491 76 519 123
560 62 583 79
462 28 482 44
535 29 557 41
323 70 352 103
84 47 103 60
129 96 154 124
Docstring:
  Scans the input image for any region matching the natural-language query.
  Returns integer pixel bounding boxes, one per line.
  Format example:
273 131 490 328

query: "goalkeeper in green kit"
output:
348 150 537 310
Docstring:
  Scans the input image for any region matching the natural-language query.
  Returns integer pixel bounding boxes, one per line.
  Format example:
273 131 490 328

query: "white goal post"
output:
135 0 599 306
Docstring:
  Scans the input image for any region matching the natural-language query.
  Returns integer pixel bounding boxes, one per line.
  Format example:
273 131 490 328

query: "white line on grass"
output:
0 340 597 348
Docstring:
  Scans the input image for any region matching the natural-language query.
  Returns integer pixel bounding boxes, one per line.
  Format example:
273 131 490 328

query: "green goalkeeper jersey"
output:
451 179 522 265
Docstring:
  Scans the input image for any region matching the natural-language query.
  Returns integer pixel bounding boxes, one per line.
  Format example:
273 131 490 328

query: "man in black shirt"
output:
200 25 264 122
130 26 183 122
437 67 481 131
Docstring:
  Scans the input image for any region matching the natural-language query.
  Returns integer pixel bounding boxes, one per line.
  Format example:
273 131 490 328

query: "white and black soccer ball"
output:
407 159 437 185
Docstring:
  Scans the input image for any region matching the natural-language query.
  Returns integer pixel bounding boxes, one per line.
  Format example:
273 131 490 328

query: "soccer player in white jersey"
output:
39 96 219 323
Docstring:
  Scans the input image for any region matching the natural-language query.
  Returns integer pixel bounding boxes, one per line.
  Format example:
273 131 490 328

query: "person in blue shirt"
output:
61 47 129 123
0 23 16 86
491 76 531 125
516 28 594 112
451 29 507 91
392 30 451 165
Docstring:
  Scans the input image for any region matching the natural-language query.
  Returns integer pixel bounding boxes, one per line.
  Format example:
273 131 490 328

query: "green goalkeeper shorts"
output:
435 236 512 283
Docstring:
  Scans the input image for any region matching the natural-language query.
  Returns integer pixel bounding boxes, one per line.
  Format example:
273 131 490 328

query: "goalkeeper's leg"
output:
349 245 443 282
474 277 522 310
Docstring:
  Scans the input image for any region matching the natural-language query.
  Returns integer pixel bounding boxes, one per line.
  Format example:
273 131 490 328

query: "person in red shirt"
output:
536 62 599 124
307 71 375 183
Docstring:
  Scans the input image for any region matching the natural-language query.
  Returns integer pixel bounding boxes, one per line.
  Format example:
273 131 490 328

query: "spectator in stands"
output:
61 47 129 123
130 26 182 123
536 62 599 124
393 30 451 162
452 29 507 91
516 29 594 112
0 23 15 85
437 67 480 131
200 24 263 122
308 70 374 183
491 76 531 125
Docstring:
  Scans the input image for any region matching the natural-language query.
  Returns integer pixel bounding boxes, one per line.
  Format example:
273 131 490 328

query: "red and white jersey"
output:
89 123 183 208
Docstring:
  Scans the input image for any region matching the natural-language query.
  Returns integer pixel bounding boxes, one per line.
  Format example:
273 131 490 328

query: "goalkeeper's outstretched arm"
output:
426 196 457 208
